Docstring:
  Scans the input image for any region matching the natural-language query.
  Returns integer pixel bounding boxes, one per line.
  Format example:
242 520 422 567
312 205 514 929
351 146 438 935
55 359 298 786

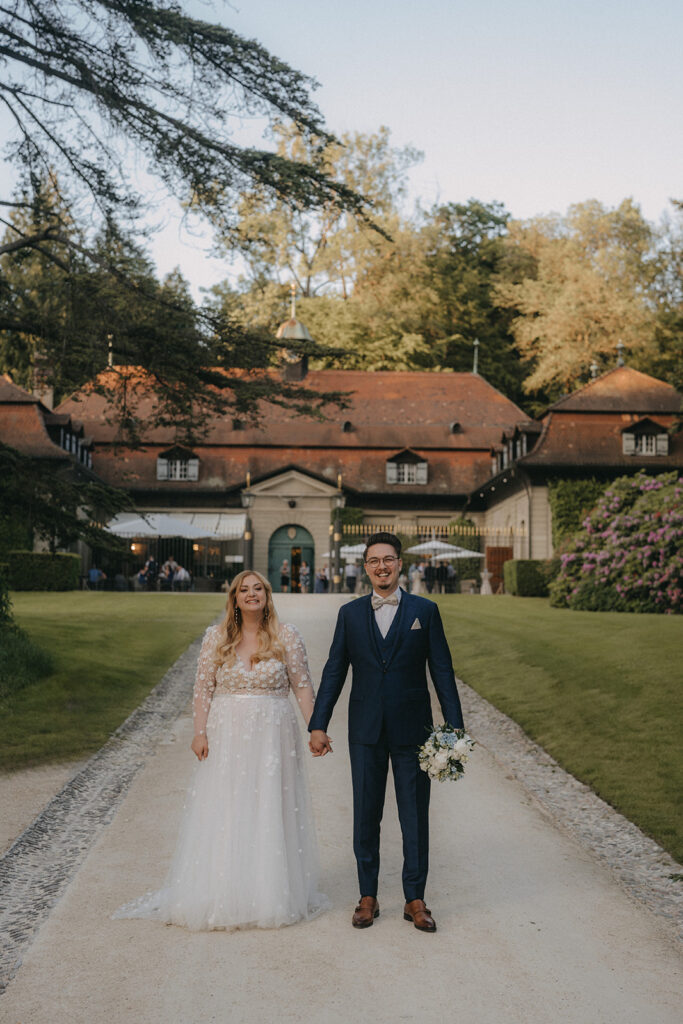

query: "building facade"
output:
467 366 683 572
56 363 527 590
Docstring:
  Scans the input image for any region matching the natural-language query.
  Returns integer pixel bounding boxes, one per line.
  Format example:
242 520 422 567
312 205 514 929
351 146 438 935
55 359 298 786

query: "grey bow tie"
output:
371 593 399 610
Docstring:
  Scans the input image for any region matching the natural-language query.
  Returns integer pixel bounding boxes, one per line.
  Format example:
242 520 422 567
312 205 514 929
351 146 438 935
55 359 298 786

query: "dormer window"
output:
622 418 669 457
156 445 199 481
386 449 428 485
341 420 353 433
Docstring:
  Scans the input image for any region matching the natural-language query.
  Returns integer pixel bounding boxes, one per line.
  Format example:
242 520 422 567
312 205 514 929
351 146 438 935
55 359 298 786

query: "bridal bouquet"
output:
418 724 475 782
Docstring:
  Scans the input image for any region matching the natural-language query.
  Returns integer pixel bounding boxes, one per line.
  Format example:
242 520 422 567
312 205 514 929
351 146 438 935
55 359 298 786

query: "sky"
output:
3 0 682 299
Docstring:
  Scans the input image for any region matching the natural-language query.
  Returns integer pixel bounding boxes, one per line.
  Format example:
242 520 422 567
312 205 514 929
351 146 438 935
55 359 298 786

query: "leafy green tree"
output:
0 181 351 441
643 200 683 399
0 442 133 555
495 200 657 401
216 124 420 303
0 1 364 234
0 2 368 436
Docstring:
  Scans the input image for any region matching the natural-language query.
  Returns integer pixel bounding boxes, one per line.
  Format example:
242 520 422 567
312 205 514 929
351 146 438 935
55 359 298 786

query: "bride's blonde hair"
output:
215 570 286 668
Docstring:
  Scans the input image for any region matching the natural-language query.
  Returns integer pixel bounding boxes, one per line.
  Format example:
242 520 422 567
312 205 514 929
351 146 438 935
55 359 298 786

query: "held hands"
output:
309 729 333 757
191 734 209 761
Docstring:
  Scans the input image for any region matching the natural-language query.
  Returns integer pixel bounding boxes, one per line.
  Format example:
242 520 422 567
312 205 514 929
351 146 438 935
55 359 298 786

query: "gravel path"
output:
1 596 681 1022
0 629 209 993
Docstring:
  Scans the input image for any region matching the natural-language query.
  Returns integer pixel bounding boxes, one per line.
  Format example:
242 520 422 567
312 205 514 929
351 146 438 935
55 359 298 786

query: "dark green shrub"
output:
547 478 606 546
0 563 11 624
7 550 81 591
539 555 562 590
550 471 683 613
503 559 549 597
0 623 54 700
0 514 31 561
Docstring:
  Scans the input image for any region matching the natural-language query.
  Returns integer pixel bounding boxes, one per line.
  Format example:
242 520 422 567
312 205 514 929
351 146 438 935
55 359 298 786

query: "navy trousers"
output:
349 727 431 901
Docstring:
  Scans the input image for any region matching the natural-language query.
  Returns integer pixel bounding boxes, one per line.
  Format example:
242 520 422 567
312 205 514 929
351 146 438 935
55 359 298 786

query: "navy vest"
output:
371 601 402 662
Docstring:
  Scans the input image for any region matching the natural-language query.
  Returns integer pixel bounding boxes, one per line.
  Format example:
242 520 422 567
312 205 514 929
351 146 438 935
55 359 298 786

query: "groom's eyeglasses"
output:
365 556 399 568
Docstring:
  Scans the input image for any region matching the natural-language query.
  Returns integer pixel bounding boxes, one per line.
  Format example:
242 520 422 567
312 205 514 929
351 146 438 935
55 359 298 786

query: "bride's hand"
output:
309 730 333 756
191 734 209 760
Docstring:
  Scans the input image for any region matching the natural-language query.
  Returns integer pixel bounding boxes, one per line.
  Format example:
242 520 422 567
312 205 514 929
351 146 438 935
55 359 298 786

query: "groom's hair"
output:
364 531 402 560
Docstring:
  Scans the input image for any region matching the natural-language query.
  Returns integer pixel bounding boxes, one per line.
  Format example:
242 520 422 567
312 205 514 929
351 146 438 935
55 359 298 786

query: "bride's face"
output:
235 574 267 616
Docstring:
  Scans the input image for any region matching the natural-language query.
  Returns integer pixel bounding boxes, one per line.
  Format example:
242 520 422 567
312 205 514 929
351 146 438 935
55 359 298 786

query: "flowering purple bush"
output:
549 471 683 614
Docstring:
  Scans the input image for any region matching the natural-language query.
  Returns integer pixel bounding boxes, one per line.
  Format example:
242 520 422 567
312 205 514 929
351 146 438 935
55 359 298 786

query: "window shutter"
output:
622 433 636 455
656 433 669 455
156 457 169 480
187 458 199 481
386 462 398 484
415 461 428 484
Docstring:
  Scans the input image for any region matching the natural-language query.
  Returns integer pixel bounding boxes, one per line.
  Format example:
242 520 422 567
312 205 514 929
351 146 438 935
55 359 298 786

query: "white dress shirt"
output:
373 586 402 638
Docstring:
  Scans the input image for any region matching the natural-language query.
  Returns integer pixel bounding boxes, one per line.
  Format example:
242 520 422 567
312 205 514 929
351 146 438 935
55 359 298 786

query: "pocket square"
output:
410 617 422 630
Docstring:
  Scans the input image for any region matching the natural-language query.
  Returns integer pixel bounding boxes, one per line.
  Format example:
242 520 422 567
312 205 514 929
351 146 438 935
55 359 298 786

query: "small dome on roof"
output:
276 317 313 342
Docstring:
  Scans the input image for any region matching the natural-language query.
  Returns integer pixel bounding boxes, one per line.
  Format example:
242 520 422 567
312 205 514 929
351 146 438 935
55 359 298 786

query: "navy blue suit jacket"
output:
308 591 464 746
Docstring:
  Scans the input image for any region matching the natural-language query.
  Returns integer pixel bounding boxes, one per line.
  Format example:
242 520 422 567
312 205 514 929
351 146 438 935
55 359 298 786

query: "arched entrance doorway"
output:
268 524 315 593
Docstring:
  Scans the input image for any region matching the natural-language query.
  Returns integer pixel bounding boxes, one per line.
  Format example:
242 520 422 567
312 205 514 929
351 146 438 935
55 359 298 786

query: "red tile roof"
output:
0 400 71 459
548 366 681 414
56 367 526 498
57 367 527 450
519 412 682 468
0 375 91 461
0 374 41 405
93 445 491 496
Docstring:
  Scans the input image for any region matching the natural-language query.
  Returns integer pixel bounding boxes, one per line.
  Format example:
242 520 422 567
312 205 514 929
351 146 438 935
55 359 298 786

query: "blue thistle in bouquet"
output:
418 723 475 781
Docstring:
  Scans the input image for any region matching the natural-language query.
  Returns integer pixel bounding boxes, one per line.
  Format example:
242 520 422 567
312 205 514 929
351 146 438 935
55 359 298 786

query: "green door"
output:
268 524 314 593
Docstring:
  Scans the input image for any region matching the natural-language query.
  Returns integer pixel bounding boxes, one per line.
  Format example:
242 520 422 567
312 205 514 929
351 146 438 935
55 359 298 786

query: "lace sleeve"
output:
281 623 316 725
193 626 218 736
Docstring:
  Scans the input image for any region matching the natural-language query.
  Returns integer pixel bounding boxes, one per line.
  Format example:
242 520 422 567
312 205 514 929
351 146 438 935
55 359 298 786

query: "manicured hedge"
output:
503 559 549 597
7 551 81 591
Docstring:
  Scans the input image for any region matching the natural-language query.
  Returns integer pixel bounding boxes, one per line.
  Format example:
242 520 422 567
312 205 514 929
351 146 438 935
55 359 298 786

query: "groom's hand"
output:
309 730 333 756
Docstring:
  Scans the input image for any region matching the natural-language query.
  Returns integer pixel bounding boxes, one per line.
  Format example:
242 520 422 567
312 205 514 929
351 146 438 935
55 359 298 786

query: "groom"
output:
309 531 464 932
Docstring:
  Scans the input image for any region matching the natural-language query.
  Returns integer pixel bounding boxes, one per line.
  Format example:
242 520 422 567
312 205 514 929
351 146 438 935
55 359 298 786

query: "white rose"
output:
454 739 470 759
433 750 450 769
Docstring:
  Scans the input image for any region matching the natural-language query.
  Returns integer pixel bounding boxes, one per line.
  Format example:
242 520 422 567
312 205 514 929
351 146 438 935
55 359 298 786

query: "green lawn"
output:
4 591 682 864
2 592 225 770
435 595 683 864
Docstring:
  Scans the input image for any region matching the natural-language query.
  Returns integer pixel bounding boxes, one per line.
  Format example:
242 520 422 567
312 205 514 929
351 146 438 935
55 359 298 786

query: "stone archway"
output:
268 524 315 593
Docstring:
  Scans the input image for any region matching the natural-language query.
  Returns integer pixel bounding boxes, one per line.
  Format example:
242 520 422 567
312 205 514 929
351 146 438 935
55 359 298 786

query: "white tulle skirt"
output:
113 694 329 931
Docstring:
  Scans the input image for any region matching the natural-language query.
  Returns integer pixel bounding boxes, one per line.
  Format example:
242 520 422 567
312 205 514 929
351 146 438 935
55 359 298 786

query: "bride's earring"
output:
234 606 241 624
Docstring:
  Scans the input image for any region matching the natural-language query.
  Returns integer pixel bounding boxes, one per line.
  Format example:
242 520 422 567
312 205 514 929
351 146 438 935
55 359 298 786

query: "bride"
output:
114 570 328 931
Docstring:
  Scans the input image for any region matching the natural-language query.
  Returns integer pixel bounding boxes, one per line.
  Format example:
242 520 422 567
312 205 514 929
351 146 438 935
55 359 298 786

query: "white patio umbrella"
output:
405 538 484 559
106 513 210 540
321 543 367 561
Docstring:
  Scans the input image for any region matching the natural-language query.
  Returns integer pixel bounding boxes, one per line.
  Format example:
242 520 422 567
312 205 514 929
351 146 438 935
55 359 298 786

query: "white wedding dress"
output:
113 623 329 931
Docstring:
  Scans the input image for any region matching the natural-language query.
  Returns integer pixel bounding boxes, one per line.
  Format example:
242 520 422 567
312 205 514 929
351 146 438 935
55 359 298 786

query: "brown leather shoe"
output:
403 898 436 932
352 896 379 928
